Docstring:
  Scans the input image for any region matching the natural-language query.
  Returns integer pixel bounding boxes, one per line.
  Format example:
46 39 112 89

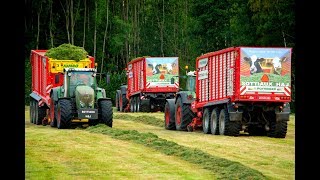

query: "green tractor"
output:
165 70 196 130
49 67 113 129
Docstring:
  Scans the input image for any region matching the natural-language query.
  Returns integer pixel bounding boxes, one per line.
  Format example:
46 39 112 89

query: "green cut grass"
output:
86 125 266 180
113 112 295 180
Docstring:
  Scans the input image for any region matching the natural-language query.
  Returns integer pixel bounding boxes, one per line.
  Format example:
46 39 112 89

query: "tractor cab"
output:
186 71 196 93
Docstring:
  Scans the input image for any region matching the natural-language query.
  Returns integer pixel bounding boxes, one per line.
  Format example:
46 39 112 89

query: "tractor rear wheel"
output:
164 100 176 130
99 100 113 127
57 99 72 129
175 97 194 131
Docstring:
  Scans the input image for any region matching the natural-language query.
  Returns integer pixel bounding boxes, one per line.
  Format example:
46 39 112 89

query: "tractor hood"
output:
75 85 95 108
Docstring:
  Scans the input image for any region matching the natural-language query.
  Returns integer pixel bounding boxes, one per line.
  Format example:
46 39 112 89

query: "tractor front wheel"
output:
57 99 72 129
99 100 113 127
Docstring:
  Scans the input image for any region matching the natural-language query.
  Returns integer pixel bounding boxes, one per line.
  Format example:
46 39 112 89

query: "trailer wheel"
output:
119 94 128 112
136 96 140 112
99 100 113 127
29 99 35 123
57 99 72 129
140 99 151 112
210 107 220 135
49 94 57 127
36 106 46 125
175 97 194 131
116 90 120 111
202 108 211 134
266 111 287 138
219 108 240 136
130 97 136 112
32 100 38 124
164 100 176 130
49 93 57 127
34 102 40 124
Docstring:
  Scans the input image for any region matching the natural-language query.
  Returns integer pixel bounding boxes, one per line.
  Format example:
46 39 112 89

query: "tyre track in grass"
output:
112 113 294 180
86 124 266 179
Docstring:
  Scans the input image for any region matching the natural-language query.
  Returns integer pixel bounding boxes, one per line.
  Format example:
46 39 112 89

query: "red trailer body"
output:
164 46 292 138
127 57 179 97
29 50 95 123
116 56 179 112
193 46 291 110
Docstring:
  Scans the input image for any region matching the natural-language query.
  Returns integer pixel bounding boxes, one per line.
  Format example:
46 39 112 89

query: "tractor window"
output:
186 76 196 92
70 72 93 86
68 72 94 97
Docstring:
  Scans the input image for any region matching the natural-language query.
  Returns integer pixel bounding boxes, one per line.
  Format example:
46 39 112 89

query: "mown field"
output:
25 106 295 179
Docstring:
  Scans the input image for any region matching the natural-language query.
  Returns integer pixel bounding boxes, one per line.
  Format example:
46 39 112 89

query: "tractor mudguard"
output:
176 92 193 104
120 85 127 95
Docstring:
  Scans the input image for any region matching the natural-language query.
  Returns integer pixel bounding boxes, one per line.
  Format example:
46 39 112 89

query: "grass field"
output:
25 107 294 179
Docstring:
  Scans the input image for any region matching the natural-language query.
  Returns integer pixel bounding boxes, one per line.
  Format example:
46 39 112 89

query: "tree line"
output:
24 0 295 111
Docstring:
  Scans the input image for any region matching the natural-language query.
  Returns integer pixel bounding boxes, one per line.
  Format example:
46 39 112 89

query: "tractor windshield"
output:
70 71 94 86
186 76 196 92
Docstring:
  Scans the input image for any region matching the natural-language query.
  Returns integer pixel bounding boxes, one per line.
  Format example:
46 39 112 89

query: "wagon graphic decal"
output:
240 47 291 96
145 57 179 87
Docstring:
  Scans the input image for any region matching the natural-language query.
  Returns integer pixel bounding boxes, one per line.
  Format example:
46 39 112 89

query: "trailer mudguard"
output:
120 85 127 95
204 100 242 121
176 92 193 104
30 92 42 101
275 103 290 121
226 102 243 121
50 87 60 102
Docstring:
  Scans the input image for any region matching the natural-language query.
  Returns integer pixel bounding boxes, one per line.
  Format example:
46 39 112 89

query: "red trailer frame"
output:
193 46 291 110
30 50 95 108
126 56 179 99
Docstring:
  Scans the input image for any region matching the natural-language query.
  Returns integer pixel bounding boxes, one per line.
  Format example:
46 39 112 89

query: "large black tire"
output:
266 111 288 138
164 100 176 130
33 100 38 124
210 107 220 135
119 94 128 112
36 106 46 125
99 100 113 127
219 108 240 136
130 97 136 112
202 108 211 134
115 90 120 111
57 99 73 129
49 93 57 127
140 99 151 112
29 99 35 123
175 97 194 131
136 96 140 112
